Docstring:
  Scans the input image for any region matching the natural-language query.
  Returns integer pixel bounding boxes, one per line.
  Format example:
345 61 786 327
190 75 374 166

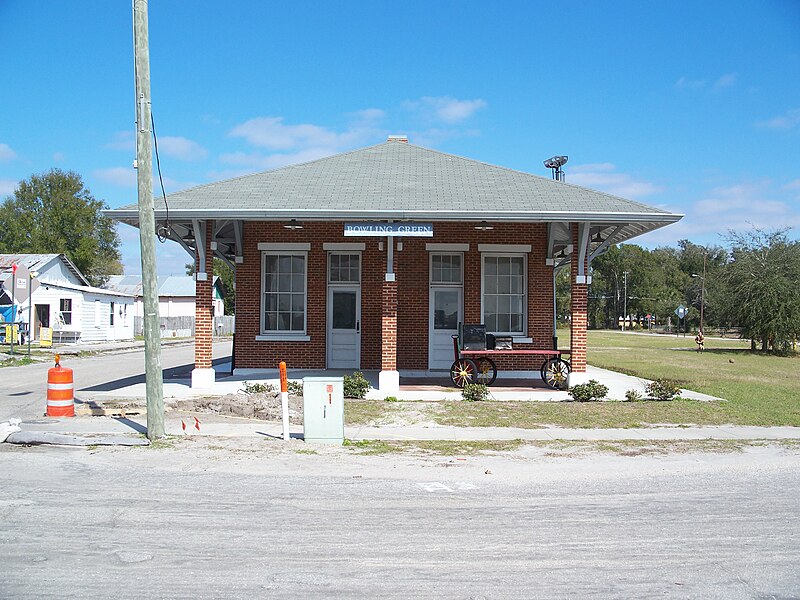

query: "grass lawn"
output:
346 330 800 428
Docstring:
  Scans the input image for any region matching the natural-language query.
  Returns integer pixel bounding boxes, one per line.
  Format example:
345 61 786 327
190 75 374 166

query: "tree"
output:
0 169 122 286
722 228 800 351
185 257 235 315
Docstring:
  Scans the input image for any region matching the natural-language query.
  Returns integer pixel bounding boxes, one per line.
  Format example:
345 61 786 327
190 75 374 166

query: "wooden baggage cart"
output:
449 326 571 390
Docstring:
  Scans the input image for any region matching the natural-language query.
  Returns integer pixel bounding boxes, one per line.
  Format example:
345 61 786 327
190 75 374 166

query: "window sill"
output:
256 334 311 342
512 337 533 344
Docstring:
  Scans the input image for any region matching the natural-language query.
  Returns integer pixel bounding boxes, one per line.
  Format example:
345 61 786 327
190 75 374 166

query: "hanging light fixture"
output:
283 219 303 230
474 221 494 231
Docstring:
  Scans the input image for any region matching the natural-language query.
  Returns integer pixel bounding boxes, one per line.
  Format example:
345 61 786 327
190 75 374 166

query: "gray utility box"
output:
303 377 344 445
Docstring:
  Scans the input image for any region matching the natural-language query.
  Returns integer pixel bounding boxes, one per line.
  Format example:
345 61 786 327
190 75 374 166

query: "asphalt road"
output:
0 340 232 421
1 442 798 599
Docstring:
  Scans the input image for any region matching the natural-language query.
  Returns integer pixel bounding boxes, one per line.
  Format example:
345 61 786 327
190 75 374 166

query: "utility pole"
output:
133 0 164 440
699 253 706 333
622 271 628 331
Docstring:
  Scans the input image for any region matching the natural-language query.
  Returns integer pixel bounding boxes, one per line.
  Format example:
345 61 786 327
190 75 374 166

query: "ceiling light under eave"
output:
474 221 494 231
283 219 304 230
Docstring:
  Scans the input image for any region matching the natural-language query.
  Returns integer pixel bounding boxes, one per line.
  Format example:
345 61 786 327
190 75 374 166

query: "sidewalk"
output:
13 413 800 442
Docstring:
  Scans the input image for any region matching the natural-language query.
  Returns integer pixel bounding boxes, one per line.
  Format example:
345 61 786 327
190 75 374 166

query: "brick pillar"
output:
570 225 588 372
381 280 397 370
379 276 400 394
194 221 214 374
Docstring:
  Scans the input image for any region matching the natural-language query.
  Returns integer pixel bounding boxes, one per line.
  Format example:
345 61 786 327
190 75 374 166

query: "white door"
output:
327 286 360 369
428 287 462 370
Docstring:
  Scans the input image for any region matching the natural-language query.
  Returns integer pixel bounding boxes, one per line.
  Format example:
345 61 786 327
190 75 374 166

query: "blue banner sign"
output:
344 222 433 237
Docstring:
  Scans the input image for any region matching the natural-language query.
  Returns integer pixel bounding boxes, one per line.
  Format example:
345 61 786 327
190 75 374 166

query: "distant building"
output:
0 254 134 343
104 275 226 337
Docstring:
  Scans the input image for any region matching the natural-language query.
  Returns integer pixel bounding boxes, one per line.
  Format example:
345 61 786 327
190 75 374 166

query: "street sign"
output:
12 264 30 304
674 304 687 319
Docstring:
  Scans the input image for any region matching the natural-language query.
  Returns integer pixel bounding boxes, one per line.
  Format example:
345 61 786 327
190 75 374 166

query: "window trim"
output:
327 251 362 285
480 252 528 336
260 250 309 339
429 252 464 287
59 298 73 326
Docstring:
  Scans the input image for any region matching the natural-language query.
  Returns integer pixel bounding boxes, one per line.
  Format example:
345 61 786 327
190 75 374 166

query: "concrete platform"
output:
76 363 723 403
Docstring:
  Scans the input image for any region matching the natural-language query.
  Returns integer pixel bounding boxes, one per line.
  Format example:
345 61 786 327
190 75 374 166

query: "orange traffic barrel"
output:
47 355 74 417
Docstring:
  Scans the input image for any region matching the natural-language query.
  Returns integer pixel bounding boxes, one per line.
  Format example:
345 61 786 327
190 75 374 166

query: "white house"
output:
0 254 134 344
104 275 226 337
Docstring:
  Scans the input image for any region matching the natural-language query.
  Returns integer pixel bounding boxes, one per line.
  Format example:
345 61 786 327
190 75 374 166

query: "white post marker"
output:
279 361 290 441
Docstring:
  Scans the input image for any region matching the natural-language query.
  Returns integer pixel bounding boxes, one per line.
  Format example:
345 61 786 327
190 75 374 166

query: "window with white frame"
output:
59 299 72 325
262 253 307 333
328 253 360 283
430 253 462 285
482 254 526 335
110 302 115 326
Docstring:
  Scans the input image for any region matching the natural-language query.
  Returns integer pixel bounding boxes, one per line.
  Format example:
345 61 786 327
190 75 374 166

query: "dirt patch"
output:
172 392 304 424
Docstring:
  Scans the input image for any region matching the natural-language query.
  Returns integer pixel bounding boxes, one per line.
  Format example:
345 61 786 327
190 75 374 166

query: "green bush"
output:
462 383 489 402
645 378 681 401
624 388 643 402
242 381 276 394
384 396 399 402
343 371 371 399
568 379 609 402
287 380 303 396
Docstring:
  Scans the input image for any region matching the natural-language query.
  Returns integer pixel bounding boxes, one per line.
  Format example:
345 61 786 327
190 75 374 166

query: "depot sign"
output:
343 222 433 237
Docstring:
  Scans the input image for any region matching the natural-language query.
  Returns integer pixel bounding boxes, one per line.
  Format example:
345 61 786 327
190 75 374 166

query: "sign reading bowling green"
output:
344 222 433 237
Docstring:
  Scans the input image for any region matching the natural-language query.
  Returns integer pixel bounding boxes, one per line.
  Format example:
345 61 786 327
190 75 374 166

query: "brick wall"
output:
194 220 213 369
233 221 555 371
569 224 588 372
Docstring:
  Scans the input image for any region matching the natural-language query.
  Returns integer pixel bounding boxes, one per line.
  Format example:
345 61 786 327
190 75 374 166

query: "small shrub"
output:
625 388 643 402
242 381 276 394
384 396 399 402
287 380 304 396
568 379 609 402
645 378 681 401
343 371 371 399
462 383 489 402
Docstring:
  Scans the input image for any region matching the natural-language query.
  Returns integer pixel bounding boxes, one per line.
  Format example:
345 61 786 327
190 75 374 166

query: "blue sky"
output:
1 1 799 276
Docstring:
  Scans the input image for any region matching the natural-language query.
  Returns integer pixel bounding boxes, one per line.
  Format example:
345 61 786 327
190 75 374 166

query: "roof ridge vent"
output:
387 135 408 143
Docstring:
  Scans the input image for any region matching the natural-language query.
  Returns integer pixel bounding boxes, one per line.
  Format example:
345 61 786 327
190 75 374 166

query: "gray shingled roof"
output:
107 141 680 224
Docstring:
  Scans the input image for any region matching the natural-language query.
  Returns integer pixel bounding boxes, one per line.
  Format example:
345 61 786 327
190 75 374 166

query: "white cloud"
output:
713 73 737 89
657 181 800 243
0 143 16 162
53 152 66 162
157 136 208 161
226 112 387 171
93 166 137 187
675 76 706 90
117 224 190 276
105 131 135 151
0 178 18 196
675 73 736 91
218 147 337 173
783 178 800 191
570 162 615 174
757 108 800 130
348 108 385 124
567 163 664 199
403 96 487 123
230 117 343 150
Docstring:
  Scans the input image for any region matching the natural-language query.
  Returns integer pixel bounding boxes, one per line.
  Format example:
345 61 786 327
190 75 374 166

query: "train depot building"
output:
108 137 681 393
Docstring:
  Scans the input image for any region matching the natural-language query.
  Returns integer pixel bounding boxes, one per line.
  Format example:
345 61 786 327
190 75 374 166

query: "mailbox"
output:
303 377 344 445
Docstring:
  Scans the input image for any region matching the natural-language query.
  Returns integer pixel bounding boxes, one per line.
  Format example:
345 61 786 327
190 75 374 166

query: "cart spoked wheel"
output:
541 358 571 390
450 358 479 388
475 357 497 386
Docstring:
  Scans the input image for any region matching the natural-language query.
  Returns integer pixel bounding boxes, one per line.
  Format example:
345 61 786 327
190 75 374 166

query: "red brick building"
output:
108 137 681 392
